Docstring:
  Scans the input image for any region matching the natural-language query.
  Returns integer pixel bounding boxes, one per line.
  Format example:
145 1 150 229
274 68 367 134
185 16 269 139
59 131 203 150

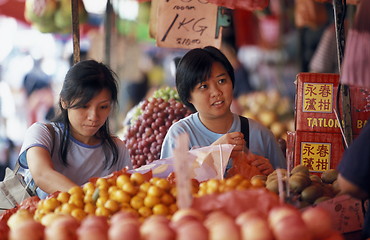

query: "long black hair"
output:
176 46 235 112
53 60 119 169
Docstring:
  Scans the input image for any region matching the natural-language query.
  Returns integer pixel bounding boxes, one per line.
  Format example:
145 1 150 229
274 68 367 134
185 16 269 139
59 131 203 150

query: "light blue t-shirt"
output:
18 122 132 199
160 113 286 169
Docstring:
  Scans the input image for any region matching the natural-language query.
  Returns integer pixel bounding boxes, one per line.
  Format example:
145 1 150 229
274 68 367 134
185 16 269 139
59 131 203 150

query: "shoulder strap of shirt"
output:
45 123 55 156
239 116 250 149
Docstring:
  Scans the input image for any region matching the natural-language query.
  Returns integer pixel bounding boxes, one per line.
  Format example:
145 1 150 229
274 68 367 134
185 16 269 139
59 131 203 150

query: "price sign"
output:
156 0 227 49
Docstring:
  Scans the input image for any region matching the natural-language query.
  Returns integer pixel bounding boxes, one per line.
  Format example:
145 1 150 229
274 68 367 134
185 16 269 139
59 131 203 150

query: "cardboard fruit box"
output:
295 73 370 135
286 130 359 175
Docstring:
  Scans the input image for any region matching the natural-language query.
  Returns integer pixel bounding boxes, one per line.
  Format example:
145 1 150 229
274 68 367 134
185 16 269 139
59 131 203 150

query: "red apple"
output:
77 216 109 240
45 215 80 240
141 216 175 240
272 215 312 240
176 220 209 240
109 221 141 240
240 218 274 240
9 219 45 240
302 206 334 239
111 210 139 223
322 231 345 240
204 211 240 240
268 205 301 226
172 208 204 222
235 209 266 226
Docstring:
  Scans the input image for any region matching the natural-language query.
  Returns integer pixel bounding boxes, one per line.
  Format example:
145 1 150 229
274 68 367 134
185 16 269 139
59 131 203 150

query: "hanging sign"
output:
155 0 230 49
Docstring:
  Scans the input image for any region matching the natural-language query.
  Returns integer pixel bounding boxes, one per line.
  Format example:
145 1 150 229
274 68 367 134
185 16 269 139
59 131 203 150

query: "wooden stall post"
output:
71 0 81 65
333 0 353 147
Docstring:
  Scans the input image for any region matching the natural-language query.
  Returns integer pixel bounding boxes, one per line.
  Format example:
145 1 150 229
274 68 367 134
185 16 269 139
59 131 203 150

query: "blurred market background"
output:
0 0 357 177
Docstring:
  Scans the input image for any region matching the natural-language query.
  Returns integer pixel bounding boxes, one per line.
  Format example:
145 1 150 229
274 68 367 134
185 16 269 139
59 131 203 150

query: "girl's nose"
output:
211 85 222 98
88 108 98 121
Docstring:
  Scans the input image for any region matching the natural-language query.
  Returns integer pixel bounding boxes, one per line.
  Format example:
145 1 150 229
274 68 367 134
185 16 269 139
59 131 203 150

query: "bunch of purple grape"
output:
123 89 192 168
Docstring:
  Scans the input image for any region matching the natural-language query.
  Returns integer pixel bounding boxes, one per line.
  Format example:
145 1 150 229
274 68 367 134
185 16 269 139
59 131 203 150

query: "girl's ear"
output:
60 99 68 109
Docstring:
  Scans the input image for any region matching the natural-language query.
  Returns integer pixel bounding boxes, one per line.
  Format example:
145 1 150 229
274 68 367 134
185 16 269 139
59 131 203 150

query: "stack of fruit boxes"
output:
287 73 370 175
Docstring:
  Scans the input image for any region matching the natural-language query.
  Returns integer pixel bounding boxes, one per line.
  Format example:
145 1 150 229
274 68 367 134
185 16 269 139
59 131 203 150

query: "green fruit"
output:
314 196 331 204
289 174 311 194
332 180 341 195
291 165 310 176
301 184 324 203
266 179 279 194
321 169 338 184
251 175 267 182
309 174 322 183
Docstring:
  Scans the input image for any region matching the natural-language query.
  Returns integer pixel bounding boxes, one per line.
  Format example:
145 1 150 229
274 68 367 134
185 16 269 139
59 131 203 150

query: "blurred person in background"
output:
22 56 55 126
0 68 16 179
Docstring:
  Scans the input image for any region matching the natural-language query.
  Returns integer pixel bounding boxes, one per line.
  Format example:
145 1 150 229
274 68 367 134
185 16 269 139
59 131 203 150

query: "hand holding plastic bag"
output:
226 147 274 179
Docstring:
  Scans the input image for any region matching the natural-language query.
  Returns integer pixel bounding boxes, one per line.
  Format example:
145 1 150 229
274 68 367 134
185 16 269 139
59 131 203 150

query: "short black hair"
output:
175 46 234 112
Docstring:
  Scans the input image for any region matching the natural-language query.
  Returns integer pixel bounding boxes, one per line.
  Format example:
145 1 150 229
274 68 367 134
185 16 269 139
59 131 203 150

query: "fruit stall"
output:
0 85 365 240
1 0 370 239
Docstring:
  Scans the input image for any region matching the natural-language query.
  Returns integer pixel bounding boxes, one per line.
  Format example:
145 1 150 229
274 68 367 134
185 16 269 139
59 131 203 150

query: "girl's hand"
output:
212 132 245 158
246 153 274 175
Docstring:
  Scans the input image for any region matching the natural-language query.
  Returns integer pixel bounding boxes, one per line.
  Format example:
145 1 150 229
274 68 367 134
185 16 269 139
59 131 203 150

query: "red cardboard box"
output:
303 195 364 234
289 130 347 174
295 73 370 135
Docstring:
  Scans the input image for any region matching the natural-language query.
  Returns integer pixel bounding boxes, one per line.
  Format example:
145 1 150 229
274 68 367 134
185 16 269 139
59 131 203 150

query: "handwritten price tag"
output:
156 0 222 49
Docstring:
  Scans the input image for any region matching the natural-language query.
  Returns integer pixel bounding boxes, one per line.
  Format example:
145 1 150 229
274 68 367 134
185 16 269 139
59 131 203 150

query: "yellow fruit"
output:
96 177 110 190
71 208 87 221
144 195 160 208
155 178 171 191
130 172 146 185
104 199 120 213
149 177 161 185
60 203 76 214
152 204 169 216
251 178 265 188
111 189 131 204
84 202 96 215
139 182 151 193
108 186 119 195
136 191 147 199
206 179 220 192
199 182 207 190
107 176 117 186
68 194 84 209
57 192 70 203
96 196 109 208
99 189 109 199
130 196 144 210
225 178 239 188
95 207 110 217
138 206 153 218
161 193 175 205
68 185 84 196
169 203 178 214
116 174 131 188
122 182 138 196
147 185 163 197
43 198 60 211
84 193 93 204
83 182 95 194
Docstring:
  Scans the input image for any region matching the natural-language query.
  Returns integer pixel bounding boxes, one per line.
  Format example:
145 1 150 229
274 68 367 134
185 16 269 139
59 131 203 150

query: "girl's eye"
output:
101 105 109 109
218 79 226 84
199 84 207 89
